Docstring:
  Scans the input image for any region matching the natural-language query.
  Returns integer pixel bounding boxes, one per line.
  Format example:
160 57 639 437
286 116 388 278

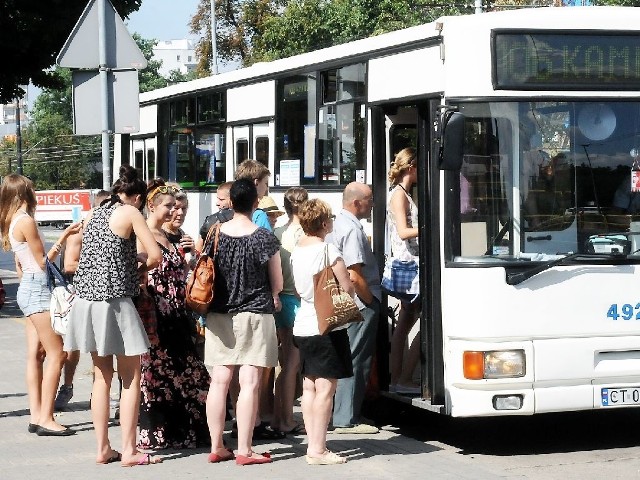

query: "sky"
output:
126 0 201 41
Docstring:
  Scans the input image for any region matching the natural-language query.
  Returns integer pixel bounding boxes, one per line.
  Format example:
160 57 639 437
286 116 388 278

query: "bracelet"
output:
51 243 62 253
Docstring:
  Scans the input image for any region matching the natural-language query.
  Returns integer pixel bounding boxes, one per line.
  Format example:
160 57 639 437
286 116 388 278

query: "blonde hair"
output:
235 159 271 182
388 147 417 186
299 199 332 237
0 174 37 251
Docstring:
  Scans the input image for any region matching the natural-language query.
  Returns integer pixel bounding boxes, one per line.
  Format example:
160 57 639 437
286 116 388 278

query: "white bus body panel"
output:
368 46 443 103
443 265 640 416
442 7 640 99
227 81 275 123
139 105 157 135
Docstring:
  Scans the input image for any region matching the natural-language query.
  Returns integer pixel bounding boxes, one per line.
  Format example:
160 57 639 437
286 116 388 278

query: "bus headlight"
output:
463 350 526 379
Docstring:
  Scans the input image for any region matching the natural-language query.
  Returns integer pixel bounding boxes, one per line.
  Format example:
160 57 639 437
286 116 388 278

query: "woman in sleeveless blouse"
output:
387 147 421 393
0 174 81 436
63 166 163 466
137 179 211 450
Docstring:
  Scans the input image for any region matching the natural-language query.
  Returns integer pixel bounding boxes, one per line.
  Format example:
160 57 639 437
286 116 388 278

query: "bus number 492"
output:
606 303 640 320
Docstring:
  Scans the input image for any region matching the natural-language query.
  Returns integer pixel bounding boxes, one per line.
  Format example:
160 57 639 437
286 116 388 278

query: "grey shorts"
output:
17 271 51 317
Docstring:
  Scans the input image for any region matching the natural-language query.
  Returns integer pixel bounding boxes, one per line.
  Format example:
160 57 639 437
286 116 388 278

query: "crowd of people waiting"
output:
0 151 421 467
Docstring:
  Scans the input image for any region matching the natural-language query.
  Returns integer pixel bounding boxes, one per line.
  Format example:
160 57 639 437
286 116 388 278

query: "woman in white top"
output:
0 174 80 436
387 147 421 393
290 199 354 465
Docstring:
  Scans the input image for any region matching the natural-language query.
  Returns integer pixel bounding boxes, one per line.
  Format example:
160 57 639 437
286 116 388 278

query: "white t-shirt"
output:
291 242 346 337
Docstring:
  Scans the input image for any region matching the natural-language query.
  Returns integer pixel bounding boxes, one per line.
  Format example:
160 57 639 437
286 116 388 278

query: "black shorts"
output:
294 329 353 380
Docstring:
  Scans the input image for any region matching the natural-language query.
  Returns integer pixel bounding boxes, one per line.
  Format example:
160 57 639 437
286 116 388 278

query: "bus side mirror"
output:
440 111 464 171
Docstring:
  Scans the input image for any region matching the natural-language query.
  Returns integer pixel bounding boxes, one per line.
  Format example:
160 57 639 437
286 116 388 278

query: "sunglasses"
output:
148 185 180 202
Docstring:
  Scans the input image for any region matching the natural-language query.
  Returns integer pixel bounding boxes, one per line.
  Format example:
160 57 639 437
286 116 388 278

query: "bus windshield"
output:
447 100 640 262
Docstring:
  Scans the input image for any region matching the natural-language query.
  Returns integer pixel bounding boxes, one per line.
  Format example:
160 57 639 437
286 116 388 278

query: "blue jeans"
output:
332 298 380 428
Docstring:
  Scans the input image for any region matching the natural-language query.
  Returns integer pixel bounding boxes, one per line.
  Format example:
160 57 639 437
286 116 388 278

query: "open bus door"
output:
370 100 445 413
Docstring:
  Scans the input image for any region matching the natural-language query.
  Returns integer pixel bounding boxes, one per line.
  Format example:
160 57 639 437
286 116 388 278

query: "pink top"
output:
9 212 44 274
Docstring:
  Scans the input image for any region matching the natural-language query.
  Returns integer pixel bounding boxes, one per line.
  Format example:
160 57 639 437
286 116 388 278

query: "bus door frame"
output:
370 99 444 406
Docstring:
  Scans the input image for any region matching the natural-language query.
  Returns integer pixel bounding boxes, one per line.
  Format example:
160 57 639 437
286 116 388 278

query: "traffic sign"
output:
72 70 140 135
57 0 147 69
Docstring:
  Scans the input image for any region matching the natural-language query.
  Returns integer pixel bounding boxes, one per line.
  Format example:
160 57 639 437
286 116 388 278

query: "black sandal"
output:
253 422 286 440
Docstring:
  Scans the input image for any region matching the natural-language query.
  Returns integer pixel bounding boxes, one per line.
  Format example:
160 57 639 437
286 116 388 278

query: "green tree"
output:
190 0 470 69
10 33 170 188
0 0 142 104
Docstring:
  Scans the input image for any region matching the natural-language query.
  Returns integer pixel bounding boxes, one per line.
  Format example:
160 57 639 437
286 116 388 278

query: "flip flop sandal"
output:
96 451 121 465
122 453 163 467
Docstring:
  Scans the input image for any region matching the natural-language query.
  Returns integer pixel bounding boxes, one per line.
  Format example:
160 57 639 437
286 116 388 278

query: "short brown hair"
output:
235 159 271 182
299 199 332 237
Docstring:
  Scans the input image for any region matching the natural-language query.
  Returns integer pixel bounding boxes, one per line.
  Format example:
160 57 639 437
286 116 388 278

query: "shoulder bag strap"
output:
202 221 218 256
212 223 221 256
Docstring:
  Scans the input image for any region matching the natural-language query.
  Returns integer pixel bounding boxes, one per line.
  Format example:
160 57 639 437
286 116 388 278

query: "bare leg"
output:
91 354 118 463
399 334 421 386
305 376 338 458
206 365 233 454
236 364 267 459
257 367 273 426
390 302 420 386
29 311 66 430
62 350 80 385
117 354 160 466
25 320 44 425
272 327 300 432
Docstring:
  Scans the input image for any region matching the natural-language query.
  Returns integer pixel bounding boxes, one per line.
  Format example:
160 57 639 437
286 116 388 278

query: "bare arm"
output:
111 205 161 271
268 251 284 311
390 189 419 240
348 263 373 305
63 230 82 274
332 257 355 298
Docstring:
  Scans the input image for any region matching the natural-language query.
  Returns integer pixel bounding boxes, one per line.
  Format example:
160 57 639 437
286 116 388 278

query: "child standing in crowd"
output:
0 174 81 436
64 165 163 466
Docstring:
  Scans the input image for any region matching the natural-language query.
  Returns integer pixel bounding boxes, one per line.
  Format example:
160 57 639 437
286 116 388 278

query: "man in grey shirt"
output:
326 182 381 434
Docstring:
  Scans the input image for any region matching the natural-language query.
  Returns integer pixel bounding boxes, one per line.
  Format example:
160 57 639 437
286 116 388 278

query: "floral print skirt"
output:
138 341 211 450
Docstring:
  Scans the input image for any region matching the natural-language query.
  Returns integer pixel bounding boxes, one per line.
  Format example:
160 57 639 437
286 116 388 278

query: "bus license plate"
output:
601 387 640 406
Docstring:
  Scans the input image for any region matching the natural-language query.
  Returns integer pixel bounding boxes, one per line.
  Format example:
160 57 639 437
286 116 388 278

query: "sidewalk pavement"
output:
0 269 506 480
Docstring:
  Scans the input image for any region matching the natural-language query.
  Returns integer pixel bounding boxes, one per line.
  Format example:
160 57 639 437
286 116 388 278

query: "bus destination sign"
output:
493 31 640 90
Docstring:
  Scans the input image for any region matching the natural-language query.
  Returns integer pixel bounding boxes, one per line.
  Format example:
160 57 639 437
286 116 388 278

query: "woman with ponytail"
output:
385 147 421 395
64 165 163 466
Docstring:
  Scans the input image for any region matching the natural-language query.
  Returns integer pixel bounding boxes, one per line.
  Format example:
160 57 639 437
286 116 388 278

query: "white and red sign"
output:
35 190 93 223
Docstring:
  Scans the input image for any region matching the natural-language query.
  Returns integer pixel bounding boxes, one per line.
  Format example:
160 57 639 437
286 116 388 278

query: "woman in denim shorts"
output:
0 174 80 436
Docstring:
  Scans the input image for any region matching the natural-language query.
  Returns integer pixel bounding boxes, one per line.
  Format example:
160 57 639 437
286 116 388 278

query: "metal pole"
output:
475 0 483 14
15 98 22 175
98 0 111 190
210 0 218 75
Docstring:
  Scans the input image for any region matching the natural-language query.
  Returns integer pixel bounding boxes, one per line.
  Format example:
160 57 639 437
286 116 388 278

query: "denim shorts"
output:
17 271 51 317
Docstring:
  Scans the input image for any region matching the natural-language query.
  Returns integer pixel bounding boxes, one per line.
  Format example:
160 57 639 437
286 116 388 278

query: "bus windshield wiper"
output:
506 253 624 286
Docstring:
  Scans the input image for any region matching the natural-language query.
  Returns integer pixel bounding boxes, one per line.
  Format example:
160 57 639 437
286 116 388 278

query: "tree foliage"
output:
190 0 472 70
0 0 142 104
0 33 174 189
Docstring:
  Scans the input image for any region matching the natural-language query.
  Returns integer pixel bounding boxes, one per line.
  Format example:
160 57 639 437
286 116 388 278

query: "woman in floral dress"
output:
137 179 211 450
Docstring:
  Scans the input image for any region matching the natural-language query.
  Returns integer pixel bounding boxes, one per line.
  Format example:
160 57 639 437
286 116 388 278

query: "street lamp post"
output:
210 0 218 75
15 98 23 175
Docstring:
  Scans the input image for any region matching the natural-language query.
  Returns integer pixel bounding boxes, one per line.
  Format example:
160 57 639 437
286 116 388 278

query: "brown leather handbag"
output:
186 223 220 315
313 246 363 335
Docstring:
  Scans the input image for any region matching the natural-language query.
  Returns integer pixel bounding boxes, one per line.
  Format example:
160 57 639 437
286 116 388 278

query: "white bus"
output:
116 6 640 416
